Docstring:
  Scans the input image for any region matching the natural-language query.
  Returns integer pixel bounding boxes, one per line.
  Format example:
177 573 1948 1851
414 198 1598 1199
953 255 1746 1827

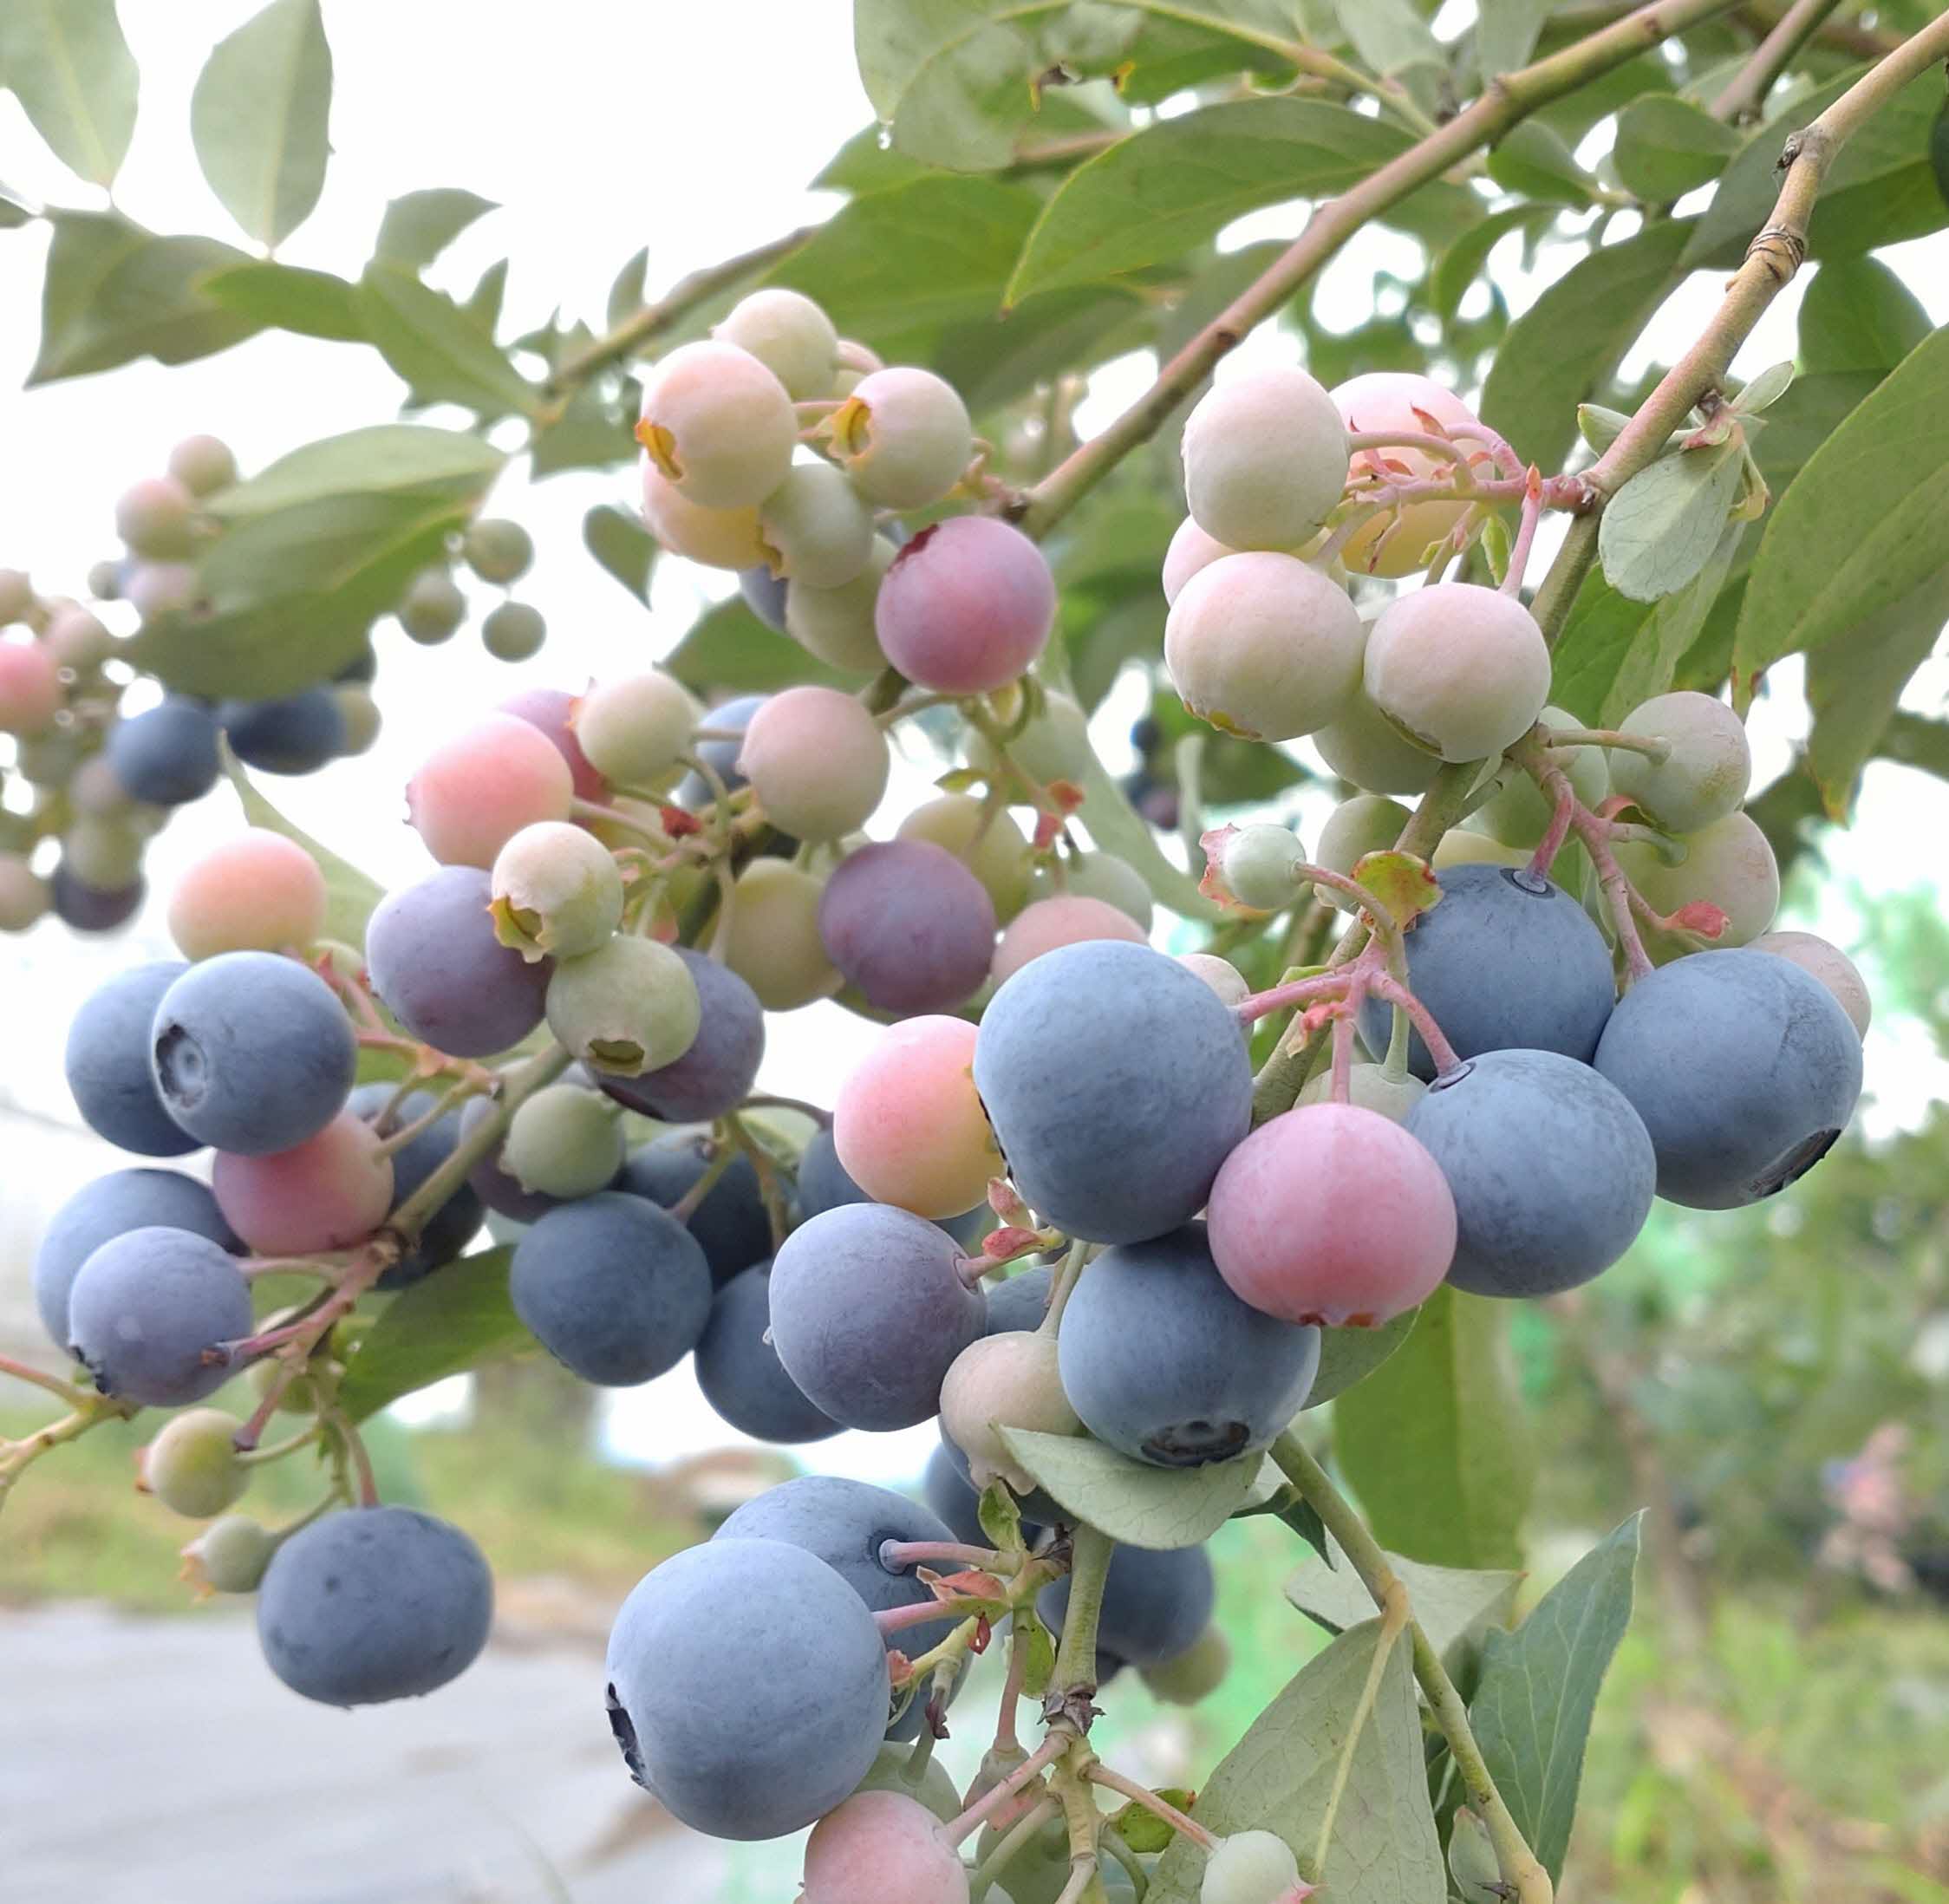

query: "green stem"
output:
1269 1432 1554 1904
969 1796 1061 1897
1049 1523 1116 1712
1709 0 1847 121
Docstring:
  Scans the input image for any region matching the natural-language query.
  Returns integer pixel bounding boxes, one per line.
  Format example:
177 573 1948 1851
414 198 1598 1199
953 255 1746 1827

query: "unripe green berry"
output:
143 1407 248 1518
714 288 840 402
824 366 972 510
1607 689 1751 833
62 816 144 890
737 685 890 839
167 434 238 498
462 517 535 584
1363 583 1549 764
974 688 1092 786
481 600 546 662
756 460 876 589
398 567 466 644
851 1743 964 1824
1477 704 1607 847
1221 825 1307 912
1183 366 1349 550
574 671 700 786
1140 1623 1231 1704
544 933 703 1075
490 820 625 962
116 475 199 559
15 728 80 786
939 1331 1080 1496
1313 794 1410 911
896 793 1032 920
44 604 114 673
1202 1829 1304 1904
1296 1060 1427 1123
829 336 883 401
333 685 382 754
784 536 895 675
86 558 124 601
501 1084 625 1198
182 1513 276 1594
0 568 34 623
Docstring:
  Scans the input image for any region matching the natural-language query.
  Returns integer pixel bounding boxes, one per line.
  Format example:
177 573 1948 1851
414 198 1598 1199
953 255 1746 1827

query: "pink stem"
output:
1444 417 1527 480
945 1733 1067 1845
1236 969 1353 1027
334 1414 379 1507
875 1599 986 1637
1084 1764 1218 1851
1366 972 1464 1076
1502 466 1546 596
233 1366 294 1451
1528 770 1577 878
994 1619 1031 1756
1566 807 1656 982
0 1353 86 1405
1330 1008 1355 1102
880 1539 1009 1573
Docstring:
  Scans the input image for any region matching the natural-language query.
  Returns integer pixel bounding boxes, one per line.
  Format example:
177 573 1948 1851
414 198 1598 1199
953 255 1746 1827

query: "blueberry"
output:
366 867 552 1060
1404 1047 1654 1297
64 961 198 1156
675 693 765 806
795 1123 866 1220
597 949 765 1124
32 1169 238 1348
693 1263 838 1444
458 1093 572 1223
616 1131 772 1288
982 1263 1053 1335
715 1474 963 1737
972 940 1252 1246
1356 863 1616 1080
509 1191 712 1385
1057 1222 1320 1466
66 1225 252 1405
257 1506 492 1706
150 952 355 1155
348 1084 485 1289
51 864 145 932
105 697 220 806
1039 1542 1214 1669
604 1536 888 1839
1593 949 1863 1210
739 565 791 633
768 1203 986 1430
219 689 347 775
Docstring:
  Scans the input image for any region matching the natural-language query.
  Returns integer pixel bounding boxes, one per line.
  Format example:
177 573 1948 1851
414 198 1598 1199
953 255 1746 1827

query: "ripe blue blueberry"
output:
768 1203 986 1429
510 1191 713 1384
1594 949 1862 1209
105 697 220 806
33 1169 238 1347
694 1264 838 1444
1405 1048 1655 1297
150 952 355 1155
973 941 1252 1246
1357 863 1616 1079
604 1536 888 1839
1057 1223 1320 1466
219 690 347 775
1040 1541 1215 1670
616 1131 772 1287
65 1225 252 1405
257 1506 492 1705
64 961 198 1157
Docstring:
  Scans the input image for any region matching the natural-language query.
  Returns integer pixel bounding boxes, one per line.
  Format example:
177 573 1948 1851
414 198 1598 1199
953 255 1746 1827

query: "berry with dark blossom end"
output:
257 1506 492 1706
825 365 971 510
637 339 798 510
603 1536 888 1838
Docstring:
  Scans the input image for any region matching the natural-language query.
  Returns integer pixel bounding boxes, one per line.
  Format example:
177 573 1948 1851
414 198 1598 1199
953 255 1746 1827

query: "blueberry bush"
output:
6 3 1949 1900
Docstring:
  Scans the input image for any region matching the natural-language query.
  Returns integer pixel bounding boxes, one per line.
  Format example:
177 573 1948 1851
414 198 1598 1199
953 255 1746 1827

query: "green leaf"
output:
0 179 34 226
1431 205 1549 322
374 187 497 271
1610 93 1738 202
606 245 649 329
1306 1307 1418 1408
1007 99 1408 303
338 1248 537 1423
1730 359 1793 415
765 174 1040 361
200 261 365 341
1598 438 1744 602
355 264 538 417
130 425 502 697
812 123 938 195
466 258 507 335
29 214 260 385
1559 524 1741 727
223 747 385 946
664 594 852 695
1685 64 1948 269
1148 1620 1446 1904
1480 220 1690 475
1806 565 1949 819
1476 0 1550 78
531 382 636 477
582 502 657 604
1333 1286 1533 1569
0 0 136 186
1734 325 1949 700
1487 121 1597 205
1798 256 1933 375
996 1428 1262 1549
189 0 332 246
1469 1514 1644 1884
1286 1536 1522 1661
1335 0 1441 80
935 284 1149 418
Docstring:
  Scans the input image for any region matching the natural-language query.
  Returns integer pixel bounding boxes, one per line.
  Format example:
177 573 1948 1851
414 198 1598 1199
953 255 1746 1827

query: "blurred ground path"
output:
0 1601 728 1903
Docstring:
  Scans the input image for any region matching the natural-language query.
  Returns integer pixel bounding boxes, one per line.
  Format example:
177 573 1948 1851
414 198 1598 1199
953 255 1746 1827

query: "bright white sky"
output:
3 1 1946 1477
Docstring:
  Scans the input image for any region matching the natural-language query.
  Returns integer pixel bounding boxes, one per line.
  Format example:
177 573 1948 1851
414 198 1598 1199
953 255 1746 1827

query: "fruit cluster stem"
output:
1269 1431 1555 1904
